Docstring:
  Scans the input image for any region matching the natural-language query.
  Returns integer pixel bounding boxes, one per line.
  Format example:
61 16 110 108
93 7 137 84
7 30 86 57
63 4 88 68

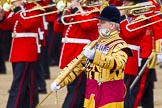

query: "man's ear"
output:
110 22 114 30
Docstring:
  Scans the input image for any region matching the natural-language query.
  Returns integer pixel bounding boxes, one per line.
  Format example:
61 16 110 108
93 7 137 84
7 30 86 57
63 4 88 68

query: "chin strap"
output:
99 28 110 38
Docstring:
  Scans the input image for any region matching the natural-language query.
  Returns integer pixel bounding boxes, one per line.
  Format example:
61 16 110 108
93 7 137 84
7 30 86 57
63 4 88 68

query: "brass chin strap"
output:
99 28 110 39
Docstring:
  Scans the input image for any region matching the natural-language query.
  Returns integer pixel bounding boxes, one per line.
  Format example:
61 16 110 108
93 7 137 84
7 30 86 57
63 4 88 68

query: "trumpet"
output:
117 1 156 16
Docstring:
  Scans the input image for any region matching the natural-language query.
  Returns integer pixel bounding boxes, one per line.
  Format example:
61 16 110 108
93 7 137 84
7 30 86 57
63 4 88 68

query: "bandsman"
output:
0 0 44 107
120 0 161 108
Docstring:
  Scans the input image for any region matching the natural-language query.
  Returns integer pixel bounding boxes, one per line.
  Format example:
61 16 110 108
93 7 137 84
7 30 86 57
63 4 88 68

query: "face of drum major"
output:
98 19 117 32
97 20 114 37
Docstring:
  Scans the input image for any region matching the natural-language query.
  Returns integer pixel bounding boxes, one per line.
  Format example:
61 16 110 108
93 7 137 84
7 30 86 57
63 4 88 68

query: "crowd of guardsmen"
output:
0 0 162 108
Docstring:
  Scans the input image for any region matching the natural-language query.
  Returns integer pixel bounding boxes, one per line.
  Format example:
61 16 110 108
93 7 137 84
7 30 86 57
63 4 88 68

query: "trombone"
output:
60 0 109 25
61 6 100 25
20 0 68 19
126 11 162 32
117 1 156 16
60 1 156 25
20 3 57 19
23 3 56 13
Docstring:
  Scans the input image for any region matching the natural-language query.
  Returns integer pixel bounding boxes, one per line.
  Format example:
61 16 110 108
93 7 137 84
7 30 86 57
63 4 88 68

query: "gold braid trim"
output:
54 54 86 87
93 39 128 69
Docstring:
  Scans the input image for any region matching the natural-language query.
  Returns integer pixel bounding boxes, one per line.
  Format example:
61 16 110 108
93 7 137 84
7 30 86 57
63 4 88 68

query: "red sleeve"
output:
0 12 13 30
46 7 58 23
46 13 58 23
17 10 42 30
53 19 64 33
72 7 99 31
120 18 147 39
149 14 162 41
149 0 161 11
140 34 153 58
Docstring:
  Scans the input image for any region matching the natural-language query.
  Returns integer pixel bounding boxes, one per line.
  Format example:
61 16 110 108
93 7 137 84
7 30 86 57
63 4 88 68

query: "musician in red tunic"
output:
132 0 162 107
119 0 150 108
120 0 160 108
0 0 43 107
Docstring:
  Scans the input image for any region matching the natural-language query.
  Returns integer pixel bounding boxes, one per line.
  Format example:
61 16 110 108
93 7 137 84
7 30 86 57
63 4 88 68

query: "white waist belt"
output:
62 37 91 44
12 32 40 53
128 44 141 66
128 44 140 51
12 32 38 38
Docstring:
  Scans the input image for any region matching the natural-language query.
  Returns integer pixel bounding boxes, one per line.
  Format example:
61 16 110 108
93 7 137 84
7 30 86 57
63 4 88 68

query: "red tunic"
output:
140 26 153 58
120 15 147 75
0 3 42 62
46 7 58 23
54 6 99 69
109 0 123 6
149 0 162 41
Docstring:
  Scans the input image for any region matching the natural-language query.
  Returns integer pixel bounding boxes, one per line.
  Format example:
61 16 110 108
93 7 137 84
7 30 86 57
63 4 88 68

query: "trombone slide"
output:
20 10 59 19
126 12 162 32
117 1 153 10
117 1 155 16
61 7 99 25
24 4 56 13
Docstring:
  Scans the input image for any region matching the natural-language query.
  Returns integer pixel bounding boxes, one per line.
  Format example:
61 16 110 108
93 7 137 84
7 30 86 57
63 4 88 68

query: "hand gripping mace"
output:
36 36 103 108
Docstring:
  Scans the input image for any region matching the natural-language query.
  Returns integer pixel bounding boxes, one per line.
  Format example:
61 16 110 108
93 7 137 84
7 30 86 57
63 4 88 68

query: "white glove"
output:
83 46 95 60
157 54 162 63
50 81 61 92
3 3 10 12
